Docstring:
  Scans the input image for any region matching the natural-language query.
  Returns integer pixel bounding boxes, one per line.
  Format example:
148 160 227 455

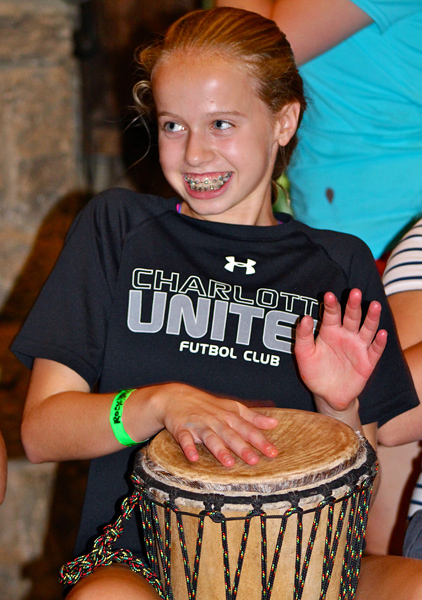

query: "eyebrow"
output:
205 111 245 118
157 111 245 119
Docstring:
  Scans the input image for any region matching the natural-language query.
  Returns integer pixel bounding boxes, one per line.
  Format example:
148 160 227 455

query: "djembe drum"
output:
134 408 376 600
59 408 376 600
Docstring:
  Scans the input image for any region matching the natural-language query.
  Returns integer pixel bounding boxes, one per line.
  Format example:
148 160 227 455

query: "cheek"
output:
158 139 176 171
219 138 244 164
159 133 188 166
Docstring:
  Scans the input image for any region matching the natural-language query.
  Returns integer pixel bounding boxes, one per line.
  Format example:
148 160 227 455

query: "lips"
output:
184 172 232 192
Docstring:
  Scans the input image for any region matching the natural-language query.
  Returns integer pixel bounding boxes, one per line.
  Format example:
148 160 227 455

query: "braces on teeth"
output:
184 172 231 191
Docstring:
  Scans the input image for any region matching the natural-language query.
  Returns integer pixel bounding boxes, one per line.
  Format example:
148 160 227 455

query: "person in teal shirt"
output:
216 0 422 260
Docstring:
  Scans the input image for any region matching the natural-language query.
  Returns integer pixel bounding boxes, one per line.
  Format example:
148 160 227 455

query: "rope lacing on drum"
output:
262 507 294 599
260 502 321 600
171 503 205 600
251 495 264 514
58 460 377 600
58 488 166 599
319 496 349 599
220 510 250 599
204 494 225 513
339 479 374 598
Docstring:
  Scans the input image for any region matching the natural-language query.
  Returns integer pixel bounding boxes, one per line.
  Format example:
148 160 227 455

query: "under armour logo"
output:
224 256 256 275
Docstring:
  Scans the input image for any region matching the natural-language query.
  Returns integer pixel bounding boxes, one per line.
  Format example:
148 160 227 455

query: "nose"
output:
184 130 214 167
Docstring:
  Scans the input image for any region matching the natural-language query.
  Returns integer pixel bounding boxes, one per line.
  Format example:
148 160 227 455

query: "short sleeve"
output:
383 219 422 296
350 0 421 32
10 189 151 387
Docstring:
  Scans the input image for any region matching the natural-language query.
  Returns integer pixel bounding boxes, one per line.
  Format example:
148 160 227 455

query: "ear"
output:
275 102 301 147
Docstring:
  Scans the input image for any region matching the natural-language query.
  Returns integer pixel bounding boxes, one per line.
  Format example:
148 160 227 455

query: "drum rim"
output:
133 439 377 508
138 409 366 494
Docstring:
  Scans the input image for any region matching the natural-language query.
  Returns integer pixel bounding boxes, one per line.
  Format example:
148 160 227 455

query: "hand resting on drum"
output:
154 384 279 468
294 288 387 432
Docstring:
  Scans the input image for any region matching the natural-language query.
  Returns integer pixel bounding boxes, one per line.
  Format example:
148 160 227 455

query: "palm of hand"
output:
294 290 387 411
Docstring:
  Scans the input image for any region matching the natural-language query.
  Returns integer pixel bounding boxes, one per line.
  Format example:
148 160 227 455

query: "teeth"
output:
184 172 231 191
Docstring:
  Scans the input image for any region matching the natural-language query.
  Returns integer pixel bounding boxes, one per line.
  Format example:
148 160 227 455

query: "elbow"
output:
377 424 399 447
20 417 48 464
377 414 420 447
378 401 422 447
377 417 406 446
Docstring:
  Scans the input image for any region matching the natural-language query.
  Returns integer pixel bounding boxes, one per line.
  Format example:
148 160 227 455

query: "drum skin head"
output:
140 408 362 494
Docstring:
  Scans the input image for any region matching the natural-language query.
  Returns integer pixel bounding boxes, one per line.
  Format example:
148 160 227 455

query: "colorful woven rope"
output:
59 464 377 600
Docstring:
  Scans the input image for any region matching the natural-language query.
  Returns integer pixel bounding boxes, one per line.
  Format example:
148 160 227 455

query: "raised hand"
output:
294 288 387 418
155 383 279 467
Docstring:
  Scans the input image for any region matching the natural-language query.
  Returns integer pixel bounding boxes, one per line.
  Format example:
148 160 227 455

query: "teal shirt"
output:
288 0 422 258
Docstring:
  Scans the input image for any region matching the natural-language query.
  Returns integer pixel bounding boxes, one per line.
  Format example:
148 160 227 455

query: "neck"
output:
178 199 279 227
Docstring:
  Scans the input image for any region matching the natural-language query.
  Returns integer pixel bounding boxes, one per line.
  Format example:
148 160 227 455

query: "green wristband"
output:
110 389 138 446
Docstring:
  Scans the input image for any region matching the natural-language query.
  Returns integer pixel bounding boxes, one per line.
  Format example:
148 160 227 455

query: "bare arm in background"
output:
215 0 373 64
378 290 422 445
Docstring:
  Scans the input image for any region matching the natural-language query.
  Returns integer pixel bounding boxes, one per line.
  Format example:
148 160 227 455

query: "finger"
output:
204 421 277 465
245 427 278 458
201 427 243 467
177 428 200 463
222 411 279 458
359 300 382 345
342 288 363 333
294 315 316 360
177 422 239 467
320 291 342 328
236 403 279 431
367 329 388 366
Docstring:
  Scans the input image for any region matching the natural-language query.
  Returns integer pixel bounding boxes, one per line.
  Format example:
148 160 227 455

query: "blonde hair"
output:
133 7 306 179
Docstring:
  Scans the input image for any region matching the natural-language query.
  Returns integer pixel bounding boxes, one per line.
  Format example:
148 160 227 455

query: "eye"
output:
163 121 184 132
213 120 232 131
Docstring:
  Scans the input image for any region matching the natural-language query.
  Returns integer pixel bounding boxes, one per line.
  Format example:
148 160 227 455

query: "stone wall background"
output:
0 2 83 598
0 0 81 307
0 1 196 598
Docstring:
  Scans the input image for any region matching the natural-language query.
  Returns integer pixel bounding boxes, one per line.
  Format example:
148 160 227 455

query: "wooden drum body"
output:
134 409 376 600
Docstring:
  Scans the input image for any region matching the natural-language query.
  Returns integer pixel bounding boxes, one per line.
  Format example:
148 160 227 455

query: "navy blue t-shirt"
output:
11 188 419 556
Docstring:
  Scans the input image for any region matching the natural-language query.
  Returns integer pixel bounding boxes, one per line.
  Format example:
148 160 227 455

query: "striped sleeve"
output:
409 473 422 518
382 219 422 296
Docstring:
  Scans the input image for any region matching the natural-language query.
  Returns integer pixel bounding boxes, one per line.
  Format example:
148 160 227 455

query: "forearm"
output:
378 404 422 447
215 0 272 17
215 0 372 65
403 342 422 401
22 373 280 467
21 385 168 463
377 341 422 446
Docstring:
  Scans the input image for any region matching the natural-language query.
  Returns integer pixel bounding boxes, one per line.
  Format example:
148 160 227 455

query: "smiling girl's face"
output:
153 53 300 226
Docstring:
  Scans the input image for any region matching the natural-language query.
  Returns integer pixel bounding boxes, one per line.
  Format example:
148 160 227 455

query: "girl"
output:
11 7 420 599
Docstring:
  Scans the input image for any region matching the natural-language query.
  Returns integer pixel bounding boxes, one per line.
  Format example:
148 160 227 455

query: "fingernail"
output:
243 450 258 463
